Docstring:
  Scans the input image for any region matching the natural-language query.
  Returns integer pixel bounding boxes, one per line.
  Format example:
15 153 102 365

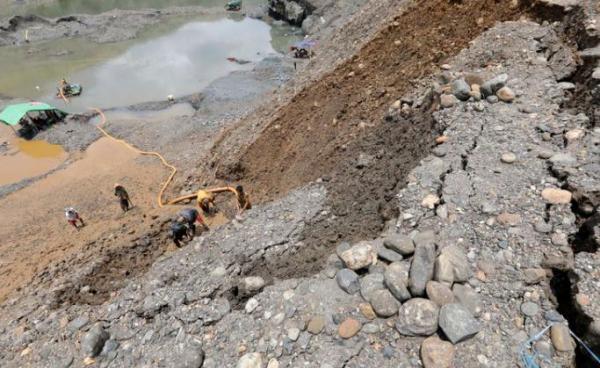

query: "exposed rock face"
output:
268 0 315 26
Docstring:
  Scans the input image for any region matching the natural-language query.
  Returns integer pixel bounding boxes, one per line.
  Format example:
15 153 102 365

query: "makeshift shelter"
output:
0 102 67 139
290 39 316 58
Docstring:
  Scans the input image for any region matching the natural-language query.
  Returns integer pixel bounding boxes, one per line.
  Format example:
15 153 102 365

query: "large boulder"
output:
340 242 377 271
438 304 481 344
409 231 437 296
396 298 439 336
268 0 313 26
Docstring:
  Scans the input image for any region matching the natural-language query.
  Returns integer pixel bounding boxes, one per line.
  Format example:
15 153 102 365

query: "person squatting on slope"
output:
169 220 188 247
114 184 132 212
235 185 252 213
196 189 216 214
65 207 85 230
177 207 208 238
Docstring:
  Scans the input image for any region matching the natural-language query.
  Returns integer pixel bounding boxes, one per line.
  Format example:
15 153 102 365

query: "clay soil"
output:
214 0 532 277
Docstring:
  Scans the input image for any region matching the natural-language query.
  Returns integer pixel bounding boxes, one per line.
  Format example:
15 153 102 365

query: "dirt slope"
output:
216 0 532 276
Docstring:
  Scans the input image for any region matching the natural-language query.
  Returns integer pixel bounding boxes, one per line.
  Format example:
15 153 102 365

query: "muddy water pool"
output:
0 3 300 185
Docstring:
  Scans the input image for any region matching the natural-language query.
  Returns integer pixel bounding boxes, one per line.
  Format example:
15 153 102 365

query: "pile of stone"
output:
437 71 516 109
334 230 481 366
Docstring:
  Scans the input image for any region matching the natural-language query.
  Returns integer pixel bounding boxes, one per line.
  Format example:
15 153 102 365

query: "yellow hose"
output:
167 186 238 205
90 109 247 212
92 108 177 208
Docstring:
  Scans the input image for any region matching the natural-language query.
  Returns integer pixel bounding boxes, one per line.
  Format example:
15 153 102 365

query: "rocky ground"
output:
1 0 600 367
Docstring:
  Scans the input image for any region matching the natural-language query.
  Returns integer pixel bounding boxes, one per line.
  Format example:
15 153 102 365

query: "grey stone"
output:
100 339 119 355
242 276 265 292
438 304 481 343
336 268 360 294
549 153 576 166
362 323 379 334
534 341 553 359
486 95 499 104
396 298 439 336
383 233 415 256
545 310 566 322
67 316 89 332
434 245 472 285
426 281 455 306
245 298 259 313
378 247 403 262
452 79 471 101
384 261 411 302
534 221 553 233
370 289 400 317
409 231 436 296
360 273 385 301
287 328 300 341
237 352 263 368
521 302 540 317
81 324 109 357
177 345 205 368
452 284 483 316
481 74 508 97
336 242 351 258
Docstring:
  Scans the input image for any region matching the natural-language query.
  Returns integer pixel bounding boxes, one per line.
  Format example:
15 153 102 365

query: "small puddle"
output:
0 125 67 186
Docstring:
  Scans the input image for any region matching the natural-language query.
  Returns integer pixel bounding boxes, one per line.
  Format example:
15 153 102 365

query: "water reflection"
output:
0 0 262 18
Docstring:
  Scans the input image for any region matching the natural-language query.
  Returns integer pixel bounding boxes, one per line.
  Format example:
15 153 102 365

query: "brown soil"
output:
214 0 532 277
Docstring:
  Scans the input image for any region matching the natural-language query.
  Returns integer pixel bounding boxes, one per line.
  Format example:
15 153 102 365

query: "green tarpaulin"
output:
0 102 64 126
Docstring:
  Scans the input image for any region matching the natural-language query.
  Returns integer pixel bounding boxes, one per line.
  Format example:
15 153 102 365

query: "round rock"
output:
396 298 439 336
307 316 325 334
500 152 517 164
420 336 455 368
370 289 400 317
496 86 515 102
521 302 540 317
338 318 362 339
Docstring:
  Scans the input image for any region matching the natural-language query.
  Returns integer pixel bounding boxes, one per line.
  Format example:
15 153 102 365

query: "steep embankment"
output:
216 0 532 277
